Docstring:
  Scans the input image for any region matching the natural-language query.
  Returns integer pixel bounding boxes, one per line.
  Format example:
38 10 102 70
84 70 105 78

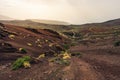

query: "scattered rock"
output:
27 43 32 46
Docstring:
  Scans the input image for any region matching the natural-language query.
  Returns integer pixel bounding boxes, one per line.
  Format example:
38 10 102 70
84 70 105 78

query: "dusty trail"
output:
70 45 120 80
81 53 120 80
70 57 103 80
43 57 103 80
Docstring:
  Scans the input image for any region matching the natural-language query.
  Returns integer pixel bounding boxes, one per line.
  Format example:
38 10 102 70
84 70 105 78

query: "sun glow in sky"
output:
0 0 120 24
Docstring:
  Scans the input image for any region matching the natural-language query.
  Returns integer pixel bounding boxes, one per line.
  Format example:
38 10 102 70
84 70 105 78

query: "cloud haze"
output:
0 0 120 24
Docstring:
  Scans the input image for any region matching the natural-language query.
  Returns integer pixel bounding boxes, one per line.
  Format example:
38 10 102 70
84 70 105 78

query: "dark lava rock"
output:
0 42 17 53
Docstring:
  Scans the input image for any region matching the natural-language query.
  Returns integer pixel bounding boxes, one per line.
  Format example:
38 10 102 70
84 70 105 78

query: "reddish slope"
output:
0 23 68 63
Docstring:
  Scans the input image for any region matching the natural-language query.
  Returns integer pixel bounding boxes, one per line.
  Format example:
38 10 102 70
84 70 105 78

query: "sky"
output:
0 0 120 24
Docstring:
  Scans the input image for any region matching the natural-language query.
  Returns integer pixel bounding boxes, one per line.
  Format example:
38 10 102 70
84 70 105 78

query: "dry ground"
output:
0 23 120 80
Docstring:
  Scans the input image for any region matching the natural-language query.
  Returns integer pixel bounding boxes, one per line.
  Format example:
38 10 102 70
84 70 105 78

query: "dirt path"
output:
70 57 103 80
43 57 103 80
69 45 120 80
81 53 120 80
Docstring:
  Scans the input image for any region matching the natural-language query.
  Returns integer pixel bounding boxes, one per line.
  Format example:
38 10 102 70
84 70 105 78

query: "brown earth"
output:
70 40 120 80
0 23 120 80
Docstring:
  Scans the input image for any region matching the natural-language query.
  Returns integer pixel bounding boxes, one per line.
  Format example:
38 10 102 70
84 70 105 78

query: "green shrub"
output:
71 52 82 57
55 58 70 66
59 59 70 66
70 43 76 46
19 48 27 53
63 44 70 50
114 41 120 47
49 57 70 66
12 56 31 70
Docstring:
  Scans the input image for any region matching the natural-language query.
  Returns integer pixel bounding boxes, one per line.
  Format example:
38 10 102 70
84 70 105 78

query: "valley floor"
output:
0 44 120 80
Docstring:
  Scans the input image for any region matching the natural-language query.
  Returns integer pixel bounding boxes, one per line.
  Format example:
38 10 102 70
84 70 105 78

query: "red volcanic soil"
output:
0 23 120 80
70 40 120 80
0 23 67 59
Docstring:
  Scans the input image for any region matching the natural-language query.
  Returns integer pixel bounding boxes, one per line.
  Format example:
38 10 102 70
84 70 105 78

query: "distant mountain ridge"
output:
73 18 120 27
0 15 13 20
0 15 120 31
28 19 69 25
0 20 71 32
0 14 120 27
103 18 120 26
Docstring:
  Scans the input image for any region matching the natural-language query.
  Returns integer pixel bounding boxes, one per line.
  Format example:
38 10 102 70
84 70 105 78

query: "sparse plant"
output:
49 51 71 66
8 34 15 40
114 41 120 47
71 52 82 57
23 61 31 68
57 59 70 66
70 43 76 46
62 52 71 59
19 48 27 53
49 57 70 66
12 56 31 70
63 44 70 50
36 54 45 60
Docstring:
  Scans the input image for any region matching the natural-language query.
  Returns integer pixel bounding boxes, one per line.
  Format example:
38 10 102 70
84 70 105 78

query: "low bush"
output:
49 57 70 66
63 44 70 50
12 56 31 70
71 52 82 57
19 48 27 53
114 41 120 47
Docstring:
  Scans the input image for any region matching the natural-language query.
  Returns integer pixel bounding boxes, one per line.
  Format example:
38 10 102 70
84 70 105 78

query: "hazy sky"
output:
0 0 120 24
